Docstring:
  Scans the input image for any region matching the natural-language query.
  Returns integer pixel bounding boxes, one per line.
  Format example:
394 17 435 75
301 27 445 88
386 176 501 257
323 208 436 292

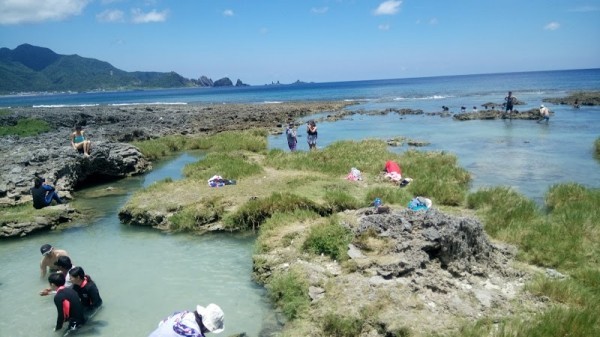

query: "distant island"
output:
0 44 252 95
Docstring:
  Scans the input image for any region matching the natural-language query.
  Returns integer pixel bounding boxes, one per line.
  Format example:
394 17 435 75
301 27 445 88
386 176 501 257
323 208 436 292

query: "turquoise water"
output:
0 69 599 335
0 153 277 337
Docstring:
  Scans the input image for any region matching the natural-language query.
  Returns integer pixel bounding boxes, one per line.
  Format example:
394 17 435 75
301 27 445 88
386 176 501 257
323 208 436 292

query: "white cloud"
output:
544 22 560 30
311 7 328 14
223 9 234 17
97 9 124 23
259 27 269 35
0 0 90 25
429 18 438 25
378 24 390 31
374 0 402 16
131 8 168 23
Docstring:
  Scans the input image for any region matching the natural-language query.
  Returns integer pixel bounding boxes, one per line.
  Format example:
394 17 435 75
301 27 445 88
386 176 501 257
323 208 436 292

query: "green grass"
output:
182 152 263 180
302 216 352 261
595 137 600 159
460 183 600 337
224 192 327 231
321 313 364 337
364 186 413 207
266 141 471 207
133 130 267 160
0 118 50 136
169 196 225 231
267 268 310 320
0 108 10 116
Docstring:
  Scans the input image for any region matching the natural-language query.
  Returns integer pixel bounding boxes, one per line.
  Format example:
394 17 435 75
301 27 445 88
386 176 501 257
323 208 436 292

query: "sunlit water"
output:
0 153 276 337
270 104 600 204
1 69 599 336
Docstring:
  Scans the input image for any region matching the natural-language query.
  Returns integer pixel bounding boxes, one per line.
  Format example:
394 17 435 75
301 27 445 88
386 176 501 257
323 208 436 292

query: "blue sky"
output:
1 0 599 85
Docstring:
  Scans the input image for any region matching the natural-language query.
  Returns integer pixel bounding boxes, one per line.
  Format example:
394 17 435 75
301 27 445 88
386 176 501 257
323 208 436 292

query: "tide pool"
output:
0 152 277 337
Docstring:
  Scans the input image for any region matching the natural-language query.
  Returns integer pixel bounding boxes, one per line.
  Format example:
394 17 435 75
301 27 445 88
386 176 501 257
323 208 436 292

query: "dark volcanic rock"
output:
213 77 233 87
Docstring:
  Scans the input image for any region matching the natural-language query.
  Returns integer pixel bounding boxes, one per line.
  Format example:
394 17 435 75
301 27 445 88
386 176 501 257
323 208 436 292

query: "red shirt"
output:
385 160 401 174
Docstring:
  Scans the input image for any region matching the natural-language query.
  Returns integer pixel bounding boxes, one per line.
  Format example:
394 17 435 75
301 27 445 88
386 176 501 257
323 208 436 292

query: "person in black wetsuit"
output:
48 272 86 332
30 177 64 209
69 266 103 313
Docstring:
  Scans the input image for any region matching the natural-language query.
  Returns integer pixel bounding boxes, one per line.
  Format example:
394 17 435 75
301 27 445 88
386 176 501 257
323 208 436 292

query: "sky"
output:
0 0 599 85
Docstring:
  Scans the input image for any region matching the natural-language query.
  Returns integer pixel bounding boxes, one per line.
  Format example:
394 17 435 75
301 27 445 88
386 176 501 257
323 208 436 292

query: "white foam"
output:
109 102 188 106
32 104 100 108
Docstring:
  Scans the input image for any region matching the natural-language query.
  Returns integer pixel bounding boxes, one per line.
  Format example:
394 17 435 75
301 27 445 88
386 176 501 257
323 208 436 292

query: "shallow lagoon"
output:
0 153 276 337
0 99 598 336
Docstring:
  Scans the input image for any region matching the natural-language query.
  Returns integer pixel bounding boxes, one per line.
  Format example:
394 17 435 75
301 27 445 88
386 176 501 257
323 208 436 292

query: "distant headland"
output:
0 44 311 95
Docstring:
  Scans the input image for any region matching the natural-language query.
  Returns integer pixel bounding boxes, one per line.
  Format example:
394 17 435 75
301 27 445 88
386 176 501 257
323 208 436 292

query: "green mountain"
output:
0 44 195 94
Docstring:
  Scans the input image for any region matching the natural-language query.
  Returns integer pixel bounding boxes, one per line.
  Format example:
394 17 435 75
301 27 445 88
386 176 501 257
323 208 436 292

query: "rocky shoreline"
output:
0 101 353 237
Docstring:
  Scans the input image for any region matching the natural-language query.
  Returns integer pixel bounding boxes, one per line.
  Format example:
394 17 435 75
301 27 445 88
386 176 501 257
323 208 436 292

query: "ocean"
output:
2 68 599 202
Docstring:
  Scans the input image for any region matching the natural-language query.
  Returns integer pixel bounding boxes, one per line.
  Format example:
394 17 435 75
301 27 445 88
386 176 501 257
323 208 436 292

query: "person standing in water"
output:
537 104 550 123
285 122 298 152
306 120 318 150
504 91 516 119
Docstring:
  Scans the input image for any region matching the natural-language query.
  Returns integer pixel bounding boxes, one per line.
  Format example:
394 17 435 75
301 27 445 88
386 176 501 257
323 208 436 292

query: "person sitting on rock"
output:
71 125 92 157
31 177 64 209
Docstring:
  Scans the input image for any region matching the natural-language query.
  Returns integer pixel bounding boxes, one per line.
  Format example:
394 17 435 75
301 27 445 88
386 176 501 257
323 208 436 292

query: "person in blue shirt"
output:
30 177 64 209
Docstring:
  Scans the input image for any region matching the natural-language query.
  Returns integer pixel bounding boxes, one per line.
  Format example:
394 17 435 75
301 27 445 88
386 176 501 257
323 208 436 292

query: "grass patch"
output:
267 142 470 207
133 130 267 160
0 108 10 116
364 186 413 207
595 137 600 159
462 183 600 337
255 210 320 254
0 118 50 136
169 196 226 231
321 313 363 337
302 216 352 261
224 192 327 231
267 268 310 320
182 152 263 180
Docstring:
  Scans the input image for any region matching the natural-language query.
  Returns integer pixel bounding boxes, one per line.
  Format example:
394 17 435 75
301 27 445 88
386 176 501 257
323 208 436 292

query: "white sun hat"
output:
196 303 224 333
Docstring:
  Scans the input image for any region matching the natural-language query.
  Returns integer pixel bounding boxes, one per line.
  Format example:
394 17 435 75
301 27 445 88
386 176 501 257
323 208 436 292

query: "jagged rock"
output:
197 76 214 87
0 139 150 206
235 79 249 87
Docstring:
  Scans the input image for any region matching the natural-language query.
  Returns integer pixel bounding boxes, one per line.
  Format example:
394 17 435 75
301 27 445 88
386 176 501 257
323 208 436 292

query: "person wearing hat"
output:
148 303 224 336
285 122 298 152
40 255 76 296
537 104 550 123
39 244 69 278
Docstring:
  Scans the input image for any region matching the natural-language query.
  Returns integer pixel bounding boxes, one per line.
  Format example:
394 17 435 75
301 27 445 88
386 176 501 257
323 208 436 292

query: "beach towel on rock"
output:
408 196 432 211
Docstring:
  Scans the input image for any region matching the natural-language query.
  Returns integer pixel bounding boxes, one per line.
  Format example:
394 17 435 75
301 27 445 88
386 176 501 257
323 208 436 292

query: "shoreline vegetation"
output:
1 93 599 336
120 130 599 337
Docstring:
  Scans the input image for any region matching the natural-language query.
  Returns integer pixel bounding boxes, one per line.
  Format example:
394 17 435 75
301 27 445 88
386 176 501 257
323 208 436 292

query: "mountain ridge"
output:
0 44 247 94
